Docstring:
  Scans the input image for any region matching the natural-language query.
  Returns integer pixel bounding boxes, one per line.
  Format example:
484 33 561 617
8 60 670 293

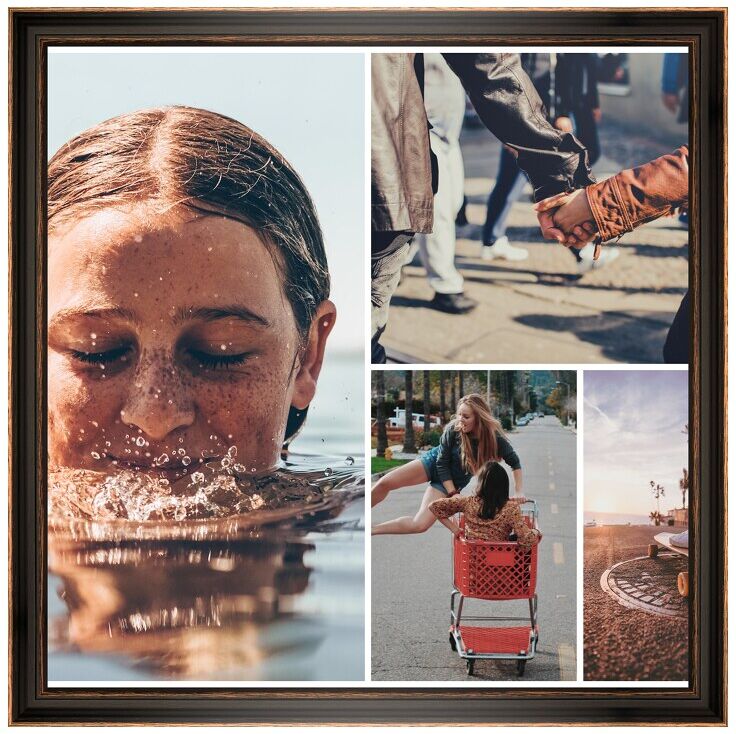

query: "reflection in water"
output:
48 455 364 681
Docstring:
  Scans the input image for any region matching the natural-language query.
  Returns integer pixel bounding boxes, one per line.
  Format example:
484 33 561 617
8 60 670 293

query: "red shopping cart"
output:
449 500 540 677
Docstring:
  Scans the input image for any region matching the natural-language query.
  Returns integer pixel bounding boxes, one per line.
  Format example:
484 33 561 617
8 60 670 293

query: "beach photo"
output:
371 370 577 681
45 49 365 683
583 369 689 681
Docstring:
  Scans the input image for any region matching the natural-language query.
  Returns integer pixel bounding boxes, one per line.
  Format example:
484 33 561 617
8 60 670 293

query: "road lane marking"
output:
553 542 564 565
557 643 576 681
551 503 558 514
549 482 556 491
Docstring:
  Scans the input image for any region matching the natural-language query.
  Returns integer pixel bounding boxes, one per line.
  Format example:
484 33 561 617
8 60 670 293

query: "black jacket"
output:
371 52 595 234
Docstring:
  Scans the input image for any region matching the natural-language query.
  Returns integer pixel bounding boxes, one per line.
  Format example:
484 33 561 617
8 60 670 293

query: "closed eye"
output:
188 348 250 370
70 345 133 365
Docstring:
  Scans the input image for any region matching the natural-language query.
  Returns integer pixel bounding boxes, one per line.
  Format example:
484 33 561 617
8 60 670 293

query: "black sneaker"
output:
430 292 478 314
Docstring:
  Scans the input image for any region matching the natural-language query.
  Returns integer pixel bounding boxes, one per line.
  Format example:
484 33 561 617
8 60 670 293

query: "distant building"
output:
596 52 687 146
664 507 689 526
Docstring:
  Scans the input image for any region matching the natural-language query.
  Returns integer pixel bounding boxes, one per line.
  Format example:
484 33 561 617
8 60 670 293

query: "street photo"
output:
371 51 689 365
371 370 577 681
583 369 689 681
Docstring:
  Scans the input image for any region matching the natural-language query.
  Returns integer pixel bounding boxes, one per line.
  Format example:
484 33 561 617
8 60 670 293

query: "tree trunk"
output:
403 371 415 453
375 371 388 458
423 370 431 436
439 371 446 422
451 372 457 417
458 370 464 398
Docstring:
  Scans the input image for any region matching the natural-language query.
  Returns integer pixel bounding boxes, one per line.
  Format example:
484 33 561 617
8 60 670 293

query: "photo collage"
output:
46 47 690 688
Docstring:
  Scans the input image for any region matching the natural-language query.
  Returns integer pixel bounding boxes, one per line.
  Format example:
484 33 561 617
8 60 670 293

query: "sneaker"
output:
576 243 620 274
670 530 689 548
481 236 529 261
430 292 478 314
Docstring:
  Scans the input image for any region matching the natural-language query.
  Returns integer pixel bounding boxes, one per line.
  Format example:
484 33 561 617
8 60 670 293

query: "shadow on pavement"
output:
515 311 671 363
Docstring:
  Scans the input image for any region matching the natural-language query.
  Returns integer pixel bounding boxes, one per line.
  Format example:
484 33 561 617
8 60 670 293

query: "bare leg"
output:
371 458 429 507
372 486 444 535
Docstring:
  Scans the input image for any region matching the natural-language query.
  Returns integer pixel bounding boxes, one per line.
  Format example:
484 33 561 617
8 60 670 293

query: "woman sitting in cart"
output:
371 393 525 536
429 461 541 547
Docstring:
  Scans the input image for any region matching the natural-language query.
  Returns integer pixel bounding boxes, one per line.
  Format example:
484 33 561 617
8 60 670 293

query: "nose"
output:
120 350 195 442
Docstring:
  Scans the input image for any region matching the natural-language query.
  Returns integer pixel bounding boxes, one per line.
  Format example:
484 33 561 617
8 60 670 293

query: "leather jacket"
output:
587 145 688 241
371 52 595 234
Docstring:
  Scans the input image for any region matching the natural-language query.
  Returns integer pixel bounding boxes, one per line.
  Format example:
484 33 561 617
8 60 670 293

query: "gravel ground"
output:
584 525 688 681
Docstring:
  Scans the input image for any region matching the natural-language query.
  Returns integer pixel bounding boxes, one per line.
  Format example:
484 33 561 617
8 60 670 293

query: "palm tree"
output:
423 370 431 436
450 371 457 416
649 510 662 526
403 371 415 453
679 468 689 508
650 480 665 517
375 371 388 459
439 371 446 422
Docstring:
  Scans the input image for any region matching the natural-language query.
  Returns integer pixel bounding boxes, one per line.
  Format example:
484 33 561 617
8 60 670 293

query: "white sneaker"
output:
670 530 689 548
481 236 529 261
576 243 620 274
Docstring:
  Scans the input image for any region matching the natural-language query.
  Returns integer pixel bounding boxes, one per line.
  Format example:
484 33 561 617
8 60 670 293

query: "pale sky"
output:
584 370 688 517
47 50 364 354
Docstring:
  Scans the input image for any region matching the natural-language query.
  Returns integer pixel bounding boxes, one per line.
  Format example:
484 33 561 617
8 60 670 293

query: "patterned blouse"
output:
429 495 541 549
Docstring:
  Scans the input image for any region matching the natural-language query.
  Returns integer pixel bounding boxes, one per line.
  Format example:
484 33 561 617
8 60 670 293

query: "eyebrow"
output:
48 306 140 330
173 305 271 328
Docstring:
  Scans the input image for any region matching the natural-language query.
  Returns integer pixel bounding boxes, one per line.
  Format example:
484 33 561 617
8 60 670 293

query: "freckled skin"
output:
47 204 323 479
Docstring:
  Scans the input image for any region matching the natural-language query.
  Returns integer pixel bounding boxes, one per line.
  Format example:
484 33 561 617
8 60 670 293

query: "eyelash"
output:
188 349 250 370
69 346 250 371
70 345 132 365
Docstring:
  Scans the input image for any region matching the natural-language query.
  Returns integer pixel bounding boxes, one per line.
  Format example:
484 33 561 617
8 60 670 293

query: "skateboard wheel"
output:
648 544 659 558
677 571 689 597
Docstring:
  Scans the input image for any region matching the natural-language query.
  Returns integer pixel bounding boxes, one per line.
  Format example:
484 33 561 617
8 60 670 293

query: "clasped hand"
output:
534 188 598 249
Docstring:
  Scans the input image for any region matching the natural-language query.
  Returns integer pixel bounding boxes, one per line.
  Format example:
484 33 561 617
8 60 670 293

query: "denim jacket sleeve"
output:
442 52 595 201
435 422 456 483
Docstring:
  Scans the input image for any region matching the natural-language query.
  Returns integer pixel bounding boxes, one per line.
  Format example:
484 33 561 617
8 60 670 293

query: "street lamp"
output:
556 380 571 426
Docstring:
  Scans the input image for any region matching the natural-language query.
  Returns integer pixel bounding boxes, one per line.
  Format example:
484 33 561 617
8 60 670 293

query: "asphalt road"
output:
371 415 577 681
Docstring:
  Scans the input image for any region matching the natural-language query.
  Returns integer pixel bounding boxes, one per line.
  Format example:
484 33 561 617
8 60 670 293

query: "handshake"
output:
534 187 599 251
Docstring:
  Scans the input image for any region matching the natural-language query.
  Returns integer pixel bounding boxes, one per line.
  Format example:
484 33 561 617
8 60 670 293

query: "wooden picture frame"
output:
9 7 726 725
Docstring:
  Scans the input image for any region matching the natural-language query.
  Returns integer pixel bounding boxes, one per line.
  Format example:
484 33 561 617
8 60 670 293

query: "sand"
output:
584 525 688 681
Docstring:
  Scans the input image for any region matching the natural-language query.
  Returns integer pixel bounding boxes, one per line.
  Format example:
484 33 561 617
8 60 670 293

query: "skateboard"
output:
648 532 689 596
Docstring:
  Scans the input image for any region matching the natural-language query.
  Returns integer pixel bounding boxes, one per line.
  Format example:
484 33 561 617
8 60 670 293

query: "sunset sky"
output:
584 370 689 518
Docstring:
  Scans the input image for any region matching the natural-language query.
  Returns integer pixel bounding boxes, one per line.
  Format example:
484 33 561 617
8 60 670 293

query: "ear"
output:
291 300 337 410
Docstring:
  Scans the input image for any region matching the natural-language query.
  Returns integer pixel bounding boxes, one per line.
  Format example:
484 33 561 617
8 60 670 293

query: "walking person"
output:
482 53 617 274
412 53 477 315
371 52 594 363
371 394 525 535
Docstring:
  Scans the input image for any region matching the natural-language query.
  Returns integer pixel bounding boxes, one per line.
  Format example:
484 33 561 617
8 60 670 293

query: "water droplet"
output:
324 468 333 477
182 456 191 466
135 437 146 447
90 332 97 340
345 456 355 466
177 448 186 456
227 445 237 457
191 472 205 483
91 421 98 428
220 344 227 351
133 292 139 298
209 435 218 441
91 451 101 460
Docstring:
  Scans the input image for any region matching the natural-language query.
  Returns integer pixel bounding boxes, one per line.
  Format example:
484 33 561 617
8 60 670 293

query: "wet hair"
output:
454 393 505 474
47 105 329 342
475 461 510 520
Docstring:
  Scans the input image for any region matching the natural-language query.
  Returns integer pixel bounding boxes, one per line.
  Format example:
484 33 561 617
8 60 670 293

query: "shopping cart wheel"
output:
465 660 475 676
449 634 456 651
517 659 526 677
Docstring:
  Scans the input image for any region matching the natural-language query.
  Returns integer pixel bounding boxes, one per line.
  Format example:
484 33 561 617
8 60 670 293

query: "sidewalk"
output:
383 119 688 364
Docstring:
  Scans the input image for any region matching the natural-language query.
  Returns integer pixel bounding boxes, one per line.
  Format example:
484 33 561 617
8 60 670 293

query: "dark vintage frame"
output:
9 7 726 726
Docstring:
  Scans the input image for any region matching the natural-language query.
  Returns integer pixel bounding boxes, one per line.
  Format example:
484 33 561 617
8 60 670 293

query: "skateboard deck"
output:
654 532 689 558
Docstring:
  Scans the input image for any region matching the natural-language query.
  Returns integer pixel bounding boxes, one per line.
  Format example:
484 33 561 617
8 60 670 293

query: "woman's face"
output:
456 404 476 434
48 204 327 481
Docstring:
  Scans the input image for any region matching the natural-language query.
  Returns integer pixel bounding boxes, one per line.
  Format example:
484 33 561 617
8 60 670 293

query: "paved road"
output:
383 118 688 364
371 416 577 681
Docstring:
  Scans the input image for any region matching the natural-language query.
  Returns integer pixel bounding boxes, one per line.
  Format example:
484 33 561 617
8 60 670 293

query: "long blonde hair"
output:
454 394 504 474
